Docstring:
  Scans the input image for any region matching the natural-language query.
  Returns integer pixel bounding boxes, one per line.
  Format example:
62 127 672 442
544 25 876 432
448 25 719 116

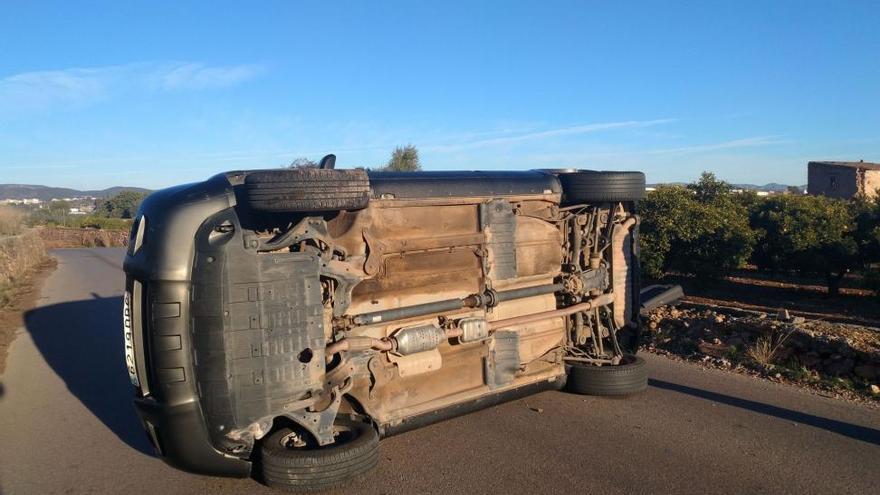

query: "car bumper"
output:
133 397 251 477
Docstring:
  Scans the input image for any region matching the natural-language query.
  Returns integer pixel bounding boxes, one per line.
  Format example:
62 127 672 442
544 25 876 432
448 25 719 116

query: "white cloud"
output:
152 62 262 90
0 66 112 109
0 61 262 112
423 119 675 152
643 135 789 155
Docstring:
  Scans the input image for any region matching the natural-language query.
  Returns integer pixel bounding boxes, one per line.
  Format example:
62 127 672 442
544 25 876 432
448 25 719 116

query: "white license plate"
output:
123 291 140 388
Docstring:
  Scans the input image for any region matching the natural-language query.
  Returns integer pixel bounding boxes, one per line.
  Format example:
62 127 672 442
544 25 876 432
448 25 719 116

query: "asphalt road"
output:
1 248 878 495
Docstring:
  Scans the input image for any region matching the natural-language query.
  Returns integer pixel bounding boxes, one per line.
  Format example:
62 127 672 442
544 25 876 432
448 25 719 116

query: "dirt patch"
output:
36 226 129 249
642 305 880 404
0 258 56 374
662 270 880 327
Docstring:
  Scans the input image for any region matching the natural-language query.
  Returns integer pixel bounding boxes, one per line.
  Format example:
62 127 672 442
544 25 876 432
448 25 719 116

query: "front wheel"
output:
258 418 379 492
565 354 648 396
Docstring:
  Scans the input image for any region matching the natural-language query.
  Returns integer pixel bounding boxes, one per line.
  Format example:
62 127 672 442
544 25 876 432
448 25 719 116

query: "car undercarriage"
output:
124 164 646 491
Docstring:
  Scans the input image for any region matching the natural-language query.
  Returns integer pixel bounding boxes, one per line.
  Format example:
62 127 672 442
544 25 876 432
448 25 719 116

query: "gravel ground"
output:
642 304 880 404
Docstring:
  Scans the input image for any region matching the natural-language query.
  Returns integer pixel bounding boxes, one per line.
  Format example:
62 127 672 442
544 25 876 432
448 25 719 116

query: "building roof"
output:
809 160 880 171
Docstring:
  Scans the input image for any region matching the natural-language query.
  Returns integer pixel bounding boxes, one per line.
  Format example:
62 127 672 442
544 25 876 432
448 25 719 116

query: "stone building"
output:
807 161 880 199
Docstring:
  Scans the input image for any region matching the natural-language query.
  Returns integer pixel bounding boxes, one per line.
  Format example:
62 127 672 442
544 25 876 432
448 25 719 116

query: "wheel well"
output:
253 393 376 459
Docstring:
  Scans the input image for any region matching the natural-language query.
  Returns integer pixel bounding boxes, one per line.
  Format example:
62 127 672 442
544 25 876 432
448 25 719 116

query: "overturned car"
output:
123 157 647 491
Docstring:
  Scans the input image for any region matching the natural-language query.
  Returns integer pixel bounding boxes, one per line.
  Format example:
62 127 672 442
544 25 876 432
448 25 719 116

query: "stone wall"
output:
807 162 859 199
864 169 880 199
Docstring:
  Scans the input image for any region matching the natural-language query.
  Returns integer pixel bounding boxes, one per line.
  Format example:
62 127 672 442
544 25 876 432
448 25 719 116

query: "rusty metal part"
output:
325 325 465 357
562 356 614 364
363 228 485 278
321 258 365 318
226 360 355 447
445 326 464 339
388 348 443 376
612 216 637 327
572 212 583 268
487 293 613 331
457 317 488 343
563 274 584 296
333 290 604 358
325 337 394 356
349 283 563 327
362 229 389 277
287 387 343 446
561 265 607 298
310 192 613 430
574 312 586 345
352 298 471 326
250 216 338 257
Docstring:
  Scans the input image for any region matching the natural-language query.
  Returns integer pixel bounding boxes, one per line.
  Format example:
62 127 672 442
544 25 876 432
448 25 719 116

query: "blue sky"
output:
1 1 878 190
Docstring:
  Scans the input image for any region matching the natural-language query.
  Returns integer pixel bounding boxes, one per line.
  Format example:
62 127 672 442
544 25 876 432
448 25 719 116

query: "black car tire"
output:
258 418 379 492
244 169 370 212
557 171 646 204
565 354 648 396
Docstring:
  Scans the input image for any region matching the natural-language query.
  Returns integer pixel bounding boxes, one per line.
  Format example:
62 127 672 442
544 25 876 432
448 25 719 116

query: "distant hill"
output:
0 184 151 201
732 183 806 192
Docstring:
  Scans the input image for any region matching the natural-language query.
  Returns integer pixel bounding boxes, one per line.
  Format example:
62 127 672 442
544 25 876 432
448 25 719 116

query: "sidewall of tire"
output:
565 355 648 396
258 418 379 492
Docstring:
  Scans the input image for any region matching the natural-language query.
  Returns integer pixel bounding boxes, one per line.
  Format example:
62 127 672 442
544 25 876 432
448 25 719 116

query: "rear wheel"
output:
244 168 370 213
557 170 646 204
565 354 648 396
258 418 379 492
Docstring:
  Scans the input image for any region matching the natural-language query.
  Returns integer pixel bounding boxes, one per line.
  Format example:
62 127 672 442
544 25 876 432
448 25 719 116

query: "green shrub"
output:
27 201 75 227
851 196 880 265
864 267 880 300
640 173 755 280
750 195 859 295
74 215 132 230
381 145 421 172
640 171 880 295
96 191 147 219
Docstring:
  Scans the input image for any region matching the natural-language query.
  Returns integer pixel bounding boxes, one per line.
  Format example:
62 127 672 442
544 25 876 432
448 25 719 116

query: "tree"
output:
97 191 148 219
787 185 803 195
687 171 731 203
639 186 691 279
287 157 318 169
48 200 71 216
851 197 880 299
382 145 421 172
851 196 880 265
640 177 755 280
750 195 859 295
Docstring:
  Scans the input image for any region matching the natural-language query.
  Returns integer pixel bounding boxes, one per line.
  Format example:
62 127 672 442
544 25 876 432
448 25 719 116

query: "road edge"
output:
0 257 57 375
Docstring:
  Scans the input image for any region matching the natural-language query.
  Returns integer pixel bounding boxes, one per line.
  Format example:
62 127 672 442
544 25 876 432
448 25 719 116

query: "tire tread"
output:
244 169 370 212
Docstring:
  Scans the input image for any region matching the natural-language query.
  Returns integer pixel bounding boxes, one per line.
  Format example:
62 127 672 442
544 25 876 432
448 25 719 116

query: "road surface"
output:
1 248 878 495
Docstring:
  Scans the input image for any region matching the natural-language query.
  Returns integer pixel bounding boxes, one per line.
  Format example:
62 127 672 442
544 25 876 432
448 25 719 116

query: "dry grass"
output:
747 330 793 366
0 207 25 236
0 230 48 304
36 226 129 248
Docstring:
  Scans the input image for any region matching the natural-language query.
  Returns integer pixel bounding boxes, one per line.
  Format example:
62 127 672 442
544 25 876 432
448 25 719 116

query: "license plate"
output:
123 291 140 388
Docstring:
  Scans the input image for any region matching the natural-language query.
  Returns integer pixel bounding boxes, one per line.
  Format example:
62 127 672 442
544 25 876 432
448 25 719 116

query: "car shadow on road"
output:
649 378 880 446
23 294 155 456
